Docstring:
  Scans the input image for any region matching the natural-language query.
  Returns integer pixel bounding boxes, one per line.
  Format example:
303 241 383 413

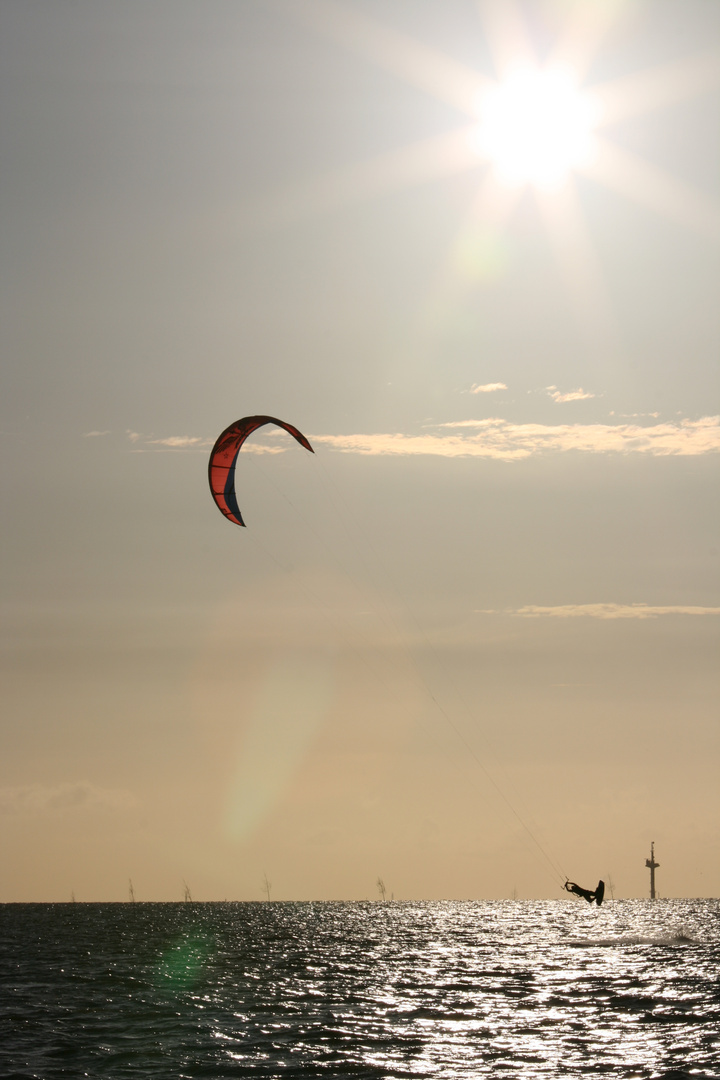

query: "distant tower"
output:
645 841 660 899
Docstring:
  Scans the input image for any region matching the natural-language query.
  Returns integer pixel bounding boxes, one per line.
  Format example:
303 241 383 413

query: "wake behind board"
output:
594 880 605 906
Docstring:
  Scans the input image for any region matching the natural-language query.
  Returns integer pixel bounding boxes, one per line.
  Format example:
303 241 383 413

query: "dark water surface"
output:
1 900 718 1079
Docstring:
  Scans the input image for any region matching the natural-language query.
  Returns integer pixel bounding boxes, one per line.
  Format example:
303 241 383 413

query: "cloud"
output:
126 430 211 450
547 386 595 403
468 382 508 394
147 436 209 449
312 416 720 460
610 411 660 419
82 430 110 438
123 417 720 459
490 603 720 619
0 782 137 815
125 431 285 453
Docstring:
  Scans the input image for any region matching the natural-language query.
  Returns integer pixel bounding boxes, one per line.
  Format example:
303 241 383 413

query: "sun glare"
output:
473 68 600 190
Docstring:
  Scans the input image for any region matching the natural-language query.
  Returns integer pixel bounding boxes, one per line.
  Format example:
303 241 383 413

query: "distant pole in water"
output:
645 842 660 899
262 872 272 902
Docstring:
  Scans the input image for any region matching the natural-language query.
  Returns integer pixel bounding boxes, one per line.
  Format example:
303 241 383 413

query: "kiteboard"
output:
594 880 605 906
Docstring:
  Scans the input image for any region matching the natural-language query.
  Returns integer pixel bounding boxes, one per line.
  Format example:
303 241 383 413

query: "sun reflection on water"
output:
2 899 718 1078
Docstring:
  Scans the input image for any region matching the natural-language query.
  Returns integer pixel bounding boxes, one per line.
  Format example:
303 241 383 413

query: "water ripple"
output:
0 900 718 1078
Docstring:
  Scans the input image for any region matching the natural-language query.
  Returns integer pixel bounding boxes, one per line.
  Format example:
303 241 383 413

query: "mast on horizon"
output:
645 841 660 899
128 878 136 903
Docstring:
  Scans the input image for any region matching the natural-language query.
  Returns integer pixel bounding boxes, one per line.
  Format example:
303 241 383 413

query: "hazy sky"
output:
1 0 718 902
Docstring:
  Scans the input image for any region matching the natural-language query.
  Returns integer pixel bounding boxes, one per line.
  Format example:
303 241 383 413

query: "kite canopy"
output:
208 415 314 526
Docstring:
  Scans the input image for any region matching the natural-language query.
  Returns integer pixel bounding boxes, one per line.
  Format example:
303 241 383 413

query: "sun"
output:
472 67 600 190
267 2 720 242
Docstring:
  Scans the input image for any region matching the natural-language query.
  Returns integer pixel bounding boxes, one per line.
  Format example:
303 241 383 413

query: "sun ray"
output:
592 50 720 126
236 128 480 232
536 177 620 366
476 0 537 80
427 169 522 314
548 0 630 82
282 0 489 116
386 168 521 397
585 136 720 240
467 168 524 234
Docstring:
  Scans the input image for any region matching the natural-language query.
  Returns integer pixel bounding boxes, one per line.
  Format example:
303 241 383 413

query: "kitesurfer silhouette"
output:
564 879 605 905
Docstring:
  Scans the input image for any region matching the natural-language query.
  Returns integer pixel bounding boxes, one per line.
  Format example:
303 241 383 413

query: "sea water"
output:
1 899 718 1079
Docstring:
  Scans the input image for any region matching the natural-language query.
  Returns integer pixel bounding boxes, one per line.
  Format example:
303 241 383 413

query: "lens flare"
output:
473 68 600 190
